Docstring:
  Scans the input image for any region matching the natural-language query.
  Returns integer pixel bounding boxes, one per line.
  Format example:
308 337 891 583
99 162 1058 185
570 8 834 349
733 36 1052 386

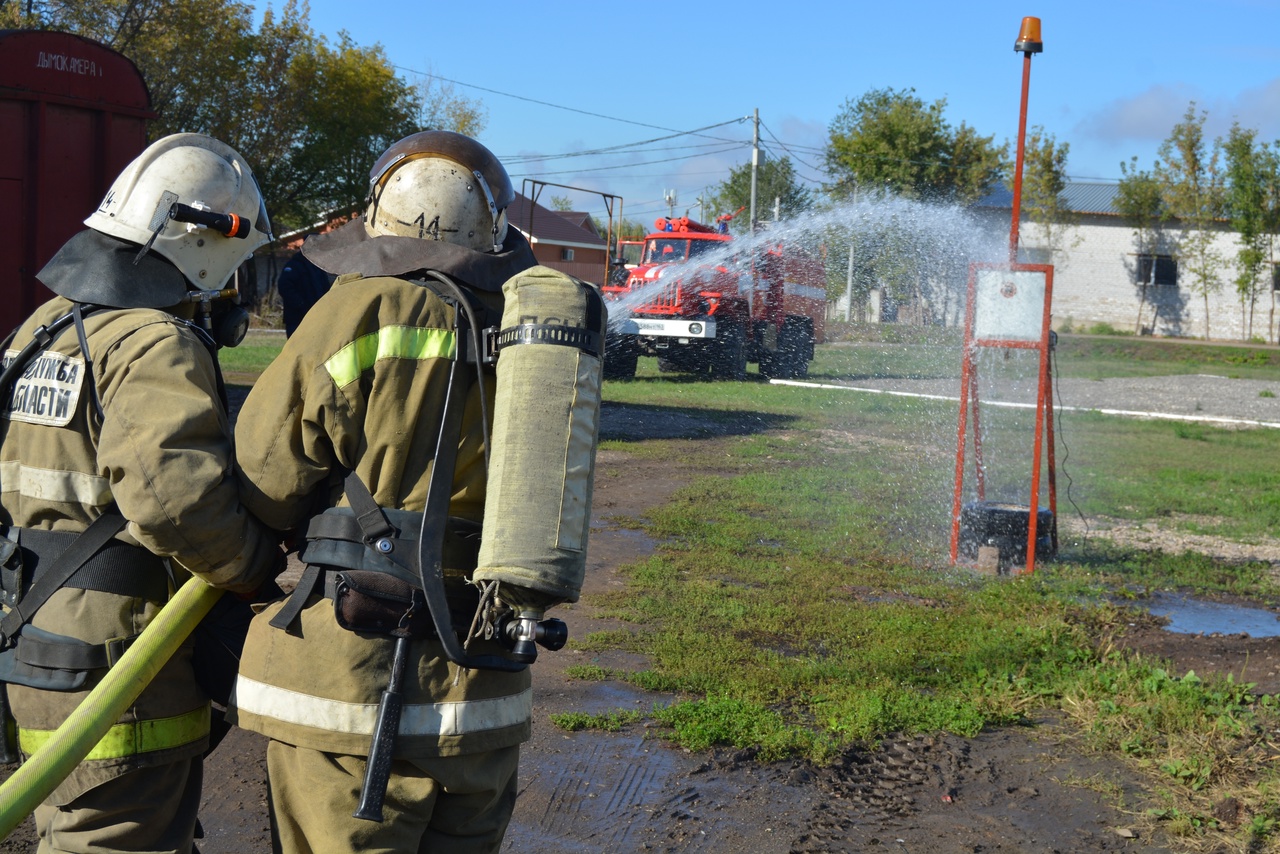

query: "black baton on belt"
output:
353 629 411 822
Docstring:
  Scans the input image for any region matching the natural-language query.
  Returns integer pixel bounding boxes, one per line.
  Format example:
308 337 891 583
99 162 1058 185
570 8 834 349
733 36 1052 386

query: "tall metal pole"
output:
749 108 759 233
1008 17 1043 265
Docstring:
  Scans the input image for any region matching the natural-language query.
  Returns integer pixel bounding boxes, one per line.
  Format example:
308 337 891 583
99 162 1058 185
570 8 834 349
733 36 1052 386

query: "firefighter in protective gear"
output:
229 130 554 853
0 133 281 853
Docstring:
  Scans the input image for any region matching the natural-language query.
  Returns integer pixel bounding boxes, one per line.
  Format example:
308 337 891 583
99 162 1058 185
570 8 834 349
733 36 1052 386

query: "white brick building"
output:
978 182 1279 343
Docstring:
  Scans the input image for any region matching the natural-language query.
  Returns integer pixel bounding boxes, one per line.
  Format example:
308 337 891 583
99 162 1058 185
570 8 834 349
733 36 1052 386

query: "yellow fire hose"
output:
0 577 222 840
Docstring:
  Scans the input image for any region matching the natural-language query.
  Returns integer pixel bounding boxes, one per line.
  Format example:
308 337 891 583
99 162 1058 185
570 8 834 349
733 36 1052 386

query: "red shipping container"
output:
0 30 152 334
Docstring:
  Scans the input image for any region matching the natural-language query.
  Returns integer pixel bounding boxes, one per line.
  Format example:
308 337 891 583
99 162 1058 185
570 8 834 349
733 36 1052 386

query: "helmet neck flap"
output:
36 229 190 309
300 216 536 293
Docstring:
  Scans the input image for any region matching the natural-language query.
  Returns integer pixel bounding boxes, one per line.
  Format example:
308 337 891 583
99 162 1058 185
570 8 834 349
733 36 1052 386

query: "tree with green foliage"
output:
1116 157 1172 334
1019 126 1079 269
710 156 812 235
269 30 421 230
1221 123 1275 340
1157 104 1226 340
415 69 487 138
2 0 481 234
1262 144 1280 343
824 88 1007 204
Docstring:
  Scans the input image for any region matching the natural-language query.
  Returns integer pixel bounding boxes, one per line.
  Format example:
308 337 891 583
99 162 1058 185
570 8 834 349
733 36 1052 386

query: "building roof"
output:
558 211 601 237
975 180 1123 216
507 194 606 250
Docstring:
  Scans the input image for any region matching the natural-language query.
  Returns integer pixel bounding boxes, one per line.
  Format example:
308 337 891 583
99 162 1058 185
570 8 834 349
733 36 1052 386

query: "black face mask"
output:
185 293 250 349
207 300 250 349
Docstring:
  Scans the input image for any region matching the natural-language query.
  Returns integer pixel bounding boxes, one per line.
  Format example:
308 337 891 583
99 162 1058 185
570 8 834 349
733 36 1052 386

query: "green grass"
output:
1053 334 1280 381
217 329 287 376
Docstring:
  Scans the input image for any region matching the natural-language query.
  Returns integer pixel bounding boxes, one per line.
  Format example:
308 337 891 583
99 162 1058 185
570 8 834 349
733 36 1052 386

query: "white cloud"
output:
1076 79 1280 147
1075 84 1198 144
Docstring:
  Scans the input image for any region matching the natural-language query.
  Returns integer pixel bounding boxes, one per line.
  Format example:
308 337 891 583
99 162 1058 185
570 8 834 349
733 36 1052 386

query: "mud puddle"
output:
1145 593 1280 637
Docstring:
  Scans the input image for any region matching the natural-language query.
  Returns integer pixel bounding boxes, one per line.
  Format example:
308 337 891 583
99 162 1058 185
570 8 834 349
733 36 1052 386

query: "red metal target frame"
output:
948 261 1057 574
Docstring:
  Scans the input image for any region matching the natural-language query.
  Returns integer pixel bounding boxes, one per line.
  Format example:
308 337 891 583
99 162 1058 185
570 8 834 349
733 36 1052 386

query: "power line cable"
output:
506 138 748 164
394 64 749 141
760 120 828 173
512 144 746 178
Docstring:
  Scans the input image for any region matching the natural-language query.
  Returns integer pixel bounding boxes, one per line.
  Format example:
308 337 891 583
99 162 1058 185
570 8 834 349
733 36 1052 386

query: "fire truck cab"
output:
602 216 826 381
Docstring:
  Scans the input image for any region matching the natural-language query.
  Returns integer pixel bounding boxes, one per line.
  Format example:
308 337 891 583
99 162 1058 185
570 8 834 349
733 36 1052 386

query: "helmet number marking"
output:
405 213 457 242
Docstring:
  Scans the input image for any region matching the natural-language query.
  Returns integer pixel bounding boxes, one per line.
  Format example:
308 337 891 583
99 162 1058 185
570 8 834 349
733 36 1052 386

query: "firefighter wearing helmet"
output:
0 133 282 851
229 129 605 852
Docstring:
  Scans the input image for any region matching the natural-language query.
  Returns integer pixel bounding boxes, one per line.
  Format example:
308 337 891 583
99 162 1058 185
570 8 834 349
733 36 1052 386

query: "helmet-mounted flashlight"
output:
169 202 251 239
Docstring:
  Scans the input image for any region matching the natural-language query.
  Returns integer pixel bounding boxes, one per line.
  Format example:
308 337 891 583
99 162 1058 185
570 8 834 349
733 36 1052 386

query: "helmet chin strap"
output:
471 170 503 253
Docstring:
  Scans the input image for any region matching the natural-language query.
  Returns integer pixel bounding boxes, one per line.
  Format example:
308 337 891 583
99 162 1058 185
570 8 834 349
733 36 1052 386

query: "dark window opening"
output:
1136 254 1177 287
560 247 575 262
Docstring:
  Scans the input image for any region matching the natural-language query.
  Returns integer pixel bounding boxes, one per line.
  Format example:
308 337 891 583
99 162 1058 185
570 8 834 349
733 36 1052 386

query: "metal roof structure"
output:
975 180 1123 216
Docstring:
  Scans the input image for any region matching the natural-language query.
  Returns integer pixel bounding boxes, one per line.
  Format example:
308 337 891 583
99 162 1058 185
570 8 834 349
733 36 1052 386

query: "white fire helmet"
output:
85 133 272 290
364 130 513 253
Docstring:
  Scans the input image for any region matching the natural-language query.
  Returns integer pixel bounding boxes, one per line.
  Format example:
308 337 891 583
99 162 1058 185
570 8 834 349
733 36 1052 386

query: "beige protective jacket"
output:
229 274 532 758
0 297 280 803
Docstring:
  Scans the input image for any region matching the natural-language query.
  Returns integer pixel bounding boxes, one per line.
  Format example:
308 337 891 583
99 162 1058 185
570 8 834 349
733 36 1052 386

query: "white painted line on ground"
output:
768 379 1280 430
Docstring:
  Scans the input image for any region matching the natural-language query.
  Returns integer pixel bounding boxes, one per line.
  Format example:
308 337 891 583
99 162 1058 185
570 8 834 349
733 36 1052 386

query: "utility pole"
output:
749 108 759 233
664 189 677 218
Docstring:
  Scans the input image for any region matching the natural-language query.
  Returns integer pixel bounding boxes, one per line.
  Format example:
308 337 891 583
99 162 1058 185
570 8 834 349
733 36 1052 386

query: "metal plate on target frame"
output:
973 268 1047 342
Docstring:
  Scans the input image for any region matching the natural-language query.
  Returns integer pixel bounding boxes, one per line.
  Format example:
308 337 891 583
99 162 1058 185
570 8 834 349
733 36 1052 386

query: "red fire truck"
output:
601 215 827 380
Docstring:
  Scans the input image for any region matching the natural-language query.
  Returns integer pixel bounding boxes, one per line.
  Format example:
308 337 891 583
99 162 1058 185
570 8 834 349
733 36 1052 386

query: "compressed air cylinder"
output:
474 266 606 605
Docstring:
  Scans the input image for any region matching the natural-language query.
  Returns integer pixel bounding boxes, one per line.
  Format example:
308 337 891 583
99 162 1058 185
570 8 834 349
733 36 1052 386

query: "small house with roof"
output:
506 195 609 285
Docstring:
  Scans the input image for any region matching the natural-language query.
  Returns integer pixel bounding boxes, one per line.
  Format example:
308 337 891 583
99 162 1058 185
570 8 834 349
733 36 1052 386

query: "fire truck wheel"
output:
761 319 811 380
710 322 747 381
603 334 638 380
782 320 811 379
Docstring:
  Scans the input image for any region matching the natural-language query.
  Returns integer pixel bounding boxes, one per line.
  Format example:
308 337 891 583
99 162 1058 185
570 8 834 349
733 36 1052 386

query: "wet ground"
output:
5 385 1280 851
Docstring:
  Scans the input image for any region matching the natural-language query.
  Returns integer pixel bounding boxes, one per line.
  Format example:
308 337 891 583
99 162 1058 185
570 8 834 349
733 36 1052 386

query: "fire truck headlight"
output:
688 322 703 335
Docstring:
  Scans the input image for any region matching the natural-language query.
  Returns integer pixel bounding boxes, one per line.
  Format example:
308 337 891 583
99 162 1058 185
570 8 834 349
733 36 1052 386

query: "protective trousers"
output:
33 758 201 854
265 740 519 854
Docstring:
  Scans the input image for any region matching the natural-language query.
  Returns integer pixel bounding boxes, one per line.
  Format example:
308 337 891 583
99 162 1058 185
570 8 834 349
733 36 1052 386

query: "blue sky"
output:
270 0 1280 226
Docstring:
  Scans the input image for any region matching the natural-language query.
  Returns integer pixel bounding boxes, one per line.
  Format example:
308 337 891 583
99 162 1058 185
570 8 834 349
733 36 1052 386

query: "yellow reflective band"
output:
324 326 456 388
18 704 210 761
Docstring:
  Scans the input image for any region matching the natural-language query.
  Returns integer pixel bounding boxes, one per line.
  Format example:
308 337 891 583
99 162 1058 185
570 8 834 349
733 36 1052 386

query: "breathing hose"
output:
0 577 222 840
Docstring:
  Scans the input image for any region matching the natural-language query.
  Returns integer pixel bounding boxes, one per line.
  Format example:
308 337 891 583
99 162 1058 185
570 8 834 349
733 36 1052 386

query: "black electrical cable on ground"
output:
1050 338 1089 545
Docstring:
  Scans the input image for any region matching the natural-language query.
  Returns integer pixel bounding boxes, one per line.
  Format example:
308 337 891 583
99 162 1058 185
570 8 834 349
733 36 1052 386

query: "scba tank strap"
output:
493 284 606 359
0 512 127 649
